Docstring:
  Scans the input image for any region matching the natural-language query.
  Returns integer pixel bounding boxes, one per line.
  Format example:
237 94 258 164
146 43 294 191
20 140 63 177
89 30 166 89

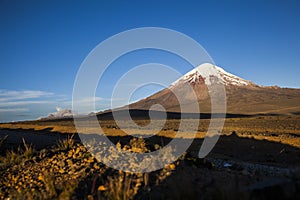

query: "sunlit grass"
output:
56 134 75 150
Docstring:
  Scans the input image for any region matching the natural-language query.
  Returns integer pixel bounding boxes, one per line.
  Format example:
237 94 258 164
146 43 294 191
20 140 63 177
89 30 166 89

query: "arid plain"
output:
0 112 299 199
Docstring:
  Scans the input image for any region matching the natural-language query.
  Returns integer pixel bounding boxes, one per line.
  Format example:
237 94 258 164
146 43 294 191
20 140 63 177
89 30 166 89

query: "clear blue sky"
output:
0 0 300 122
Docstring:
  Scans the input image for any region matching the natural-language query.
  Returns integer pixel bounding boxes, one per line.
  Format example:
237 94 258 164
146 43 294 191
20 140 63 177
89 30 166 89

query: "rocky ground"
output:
0 133 300 200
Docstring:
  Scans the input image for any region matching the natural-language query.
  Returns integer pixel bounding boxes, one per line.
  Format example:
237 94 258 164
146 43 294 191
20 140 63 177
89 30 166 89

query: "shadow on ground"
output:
1 127 300 199
1 127 300 167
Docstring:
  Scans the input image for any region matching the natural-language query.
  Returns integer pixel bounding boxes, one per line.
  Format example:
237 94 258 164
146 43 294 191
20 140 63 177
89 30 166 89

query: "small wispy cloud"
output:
0 89 128 122
0 108 29 112
69 96 125 107
71 96 126 113
0 90 54 102
0 89 56 117
0 100 54 107
72 96 104 104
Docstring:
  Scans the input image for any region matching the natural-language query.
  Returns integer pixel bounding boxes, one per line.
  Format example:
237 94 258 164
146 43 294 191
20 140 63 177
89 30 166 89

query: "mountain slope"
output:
129 64 300 115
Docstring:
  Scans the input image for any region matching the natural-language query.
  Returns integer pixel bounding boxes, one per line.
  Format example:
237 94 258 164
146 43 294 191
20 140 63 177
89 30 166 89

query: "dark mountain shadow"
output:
292 111 300 115
94 109 284 120
27 109 289 124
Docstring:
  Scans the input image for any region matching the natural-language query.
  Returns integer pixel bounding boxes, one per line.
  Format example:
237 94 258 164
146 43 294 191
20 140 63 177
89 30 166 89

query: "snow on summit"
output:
171 63 253 87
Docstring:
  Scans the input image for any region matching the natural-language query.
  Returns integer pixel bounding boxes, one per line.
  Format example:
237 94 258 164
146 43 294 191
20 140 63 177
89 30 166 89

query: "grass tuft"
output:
57 134 75 150
0 135 8 148
104 171 143 200
0 138 34 167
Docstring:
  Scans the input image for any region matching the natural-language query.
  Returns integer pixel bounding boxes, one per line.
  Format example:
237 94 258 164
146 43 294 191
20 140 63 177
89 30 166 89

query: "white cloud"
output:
0 108 29 112
72 96 104 104
0 89 56 108
0 100 54 107
0 90 54 102
71 96 127 114
67 96 125 106
38 107 73 120
0 89 127 122
0 89 57 122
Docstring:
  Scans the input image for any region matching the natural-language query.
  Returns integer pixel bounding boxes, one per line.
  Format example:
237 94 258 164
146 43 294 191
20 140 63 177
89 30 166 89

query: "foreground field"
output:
0 115 300 199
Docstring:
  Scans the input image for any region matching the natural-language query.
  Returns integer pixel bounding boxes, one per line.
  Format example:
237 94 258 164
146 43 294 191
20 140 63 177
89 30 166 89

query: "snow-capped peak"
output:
171 63 253 87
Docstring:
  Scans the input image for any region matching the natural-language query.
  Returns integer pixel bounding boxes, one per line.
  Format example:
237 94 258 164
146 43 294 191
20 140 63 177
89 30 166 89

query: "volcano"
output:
128 63 300 115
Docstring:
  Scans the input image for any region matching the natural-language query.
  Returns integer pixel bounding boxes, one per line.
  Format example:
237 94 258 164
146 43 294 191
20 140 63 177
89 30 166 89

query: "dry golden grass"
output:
1 116 300 199
1 115 299 148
